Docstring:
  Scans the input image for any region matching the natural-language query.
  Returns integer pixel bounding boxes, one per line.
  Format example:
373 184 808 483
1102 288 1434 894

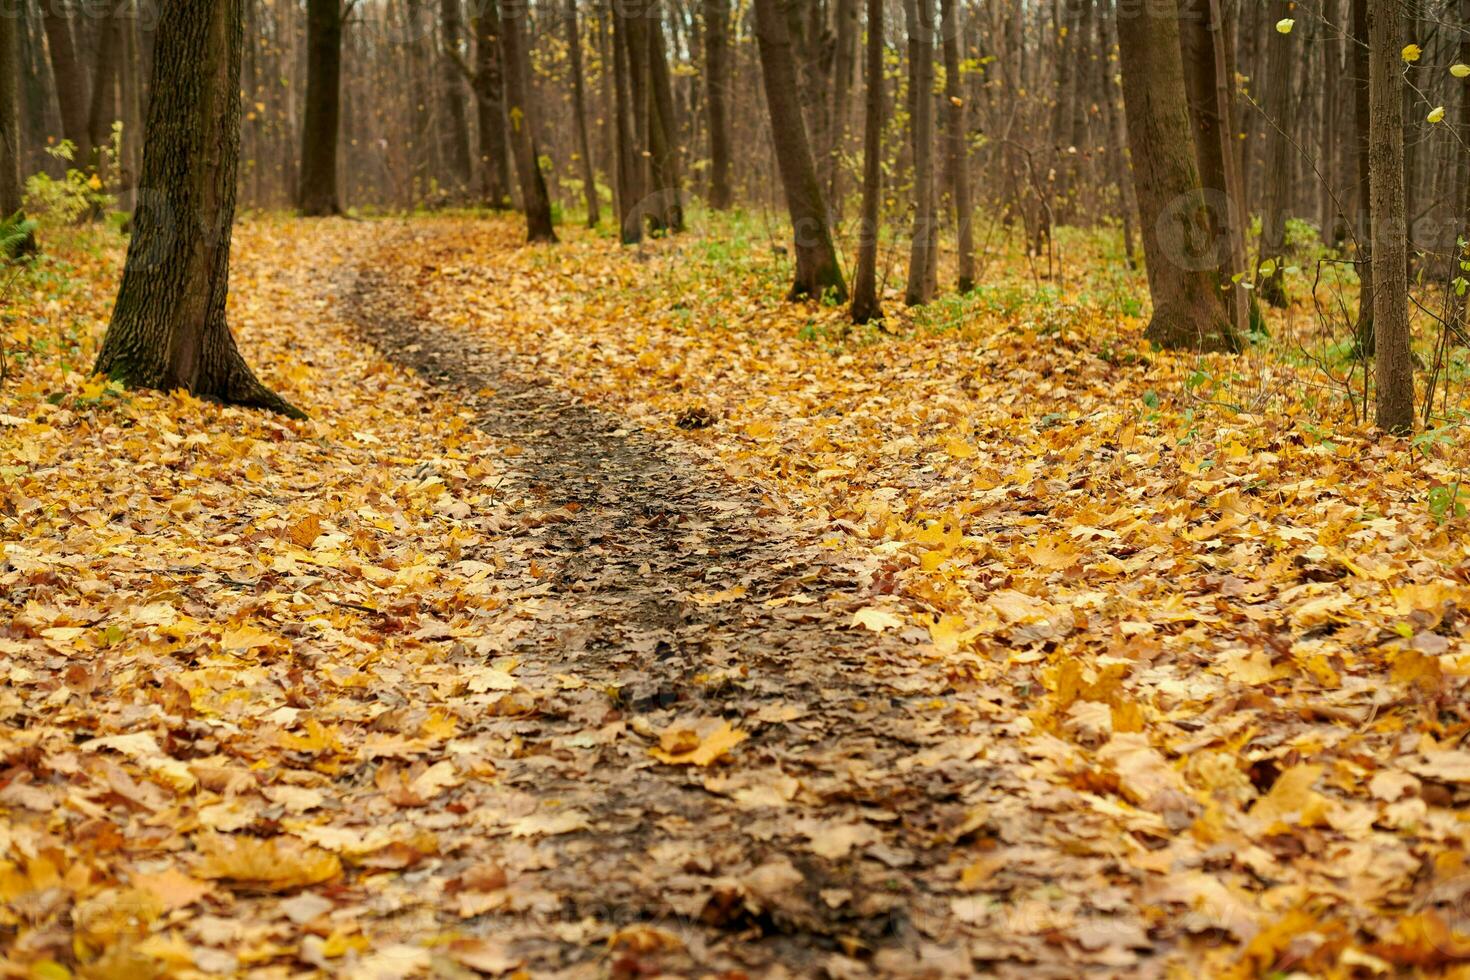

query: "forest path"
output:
340 225 1132 977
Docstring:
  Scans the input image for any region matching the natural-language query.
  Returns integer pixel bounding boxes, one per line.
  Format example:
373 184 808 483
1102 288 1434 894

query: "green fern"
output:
0 211 38 261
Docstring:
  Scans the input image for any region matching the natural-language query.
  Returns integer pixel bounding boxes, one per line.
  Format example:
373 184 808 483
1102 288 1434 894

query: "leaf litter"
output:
0 216 1468 976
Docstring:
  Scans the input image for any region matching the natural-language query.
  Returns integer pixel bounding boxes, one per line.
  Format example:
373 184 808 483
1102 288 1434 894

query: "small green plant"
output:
1427 483 1466 523
25 135 119 223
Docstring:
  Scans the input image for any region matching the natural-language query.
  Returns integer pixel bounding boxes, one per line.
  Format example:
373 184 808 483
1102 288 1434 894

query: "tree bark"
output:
472 0 513 209
42 6 90 162
940 0 974 293
702 0 733 209
1115 0 1239 352
1256 0 1296 307
566 0 600 227
498 0 557 242
752 0 846 301
1100 1 1138 268
849 0 885 323
299 0 344 216
93 0 302 419
903 0 937 306
1368 0 1412 433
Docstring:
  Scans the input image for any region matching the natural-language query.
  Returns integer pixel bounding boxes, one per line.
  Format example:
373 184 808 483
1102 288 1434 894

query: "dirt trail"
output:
342 226 1143 978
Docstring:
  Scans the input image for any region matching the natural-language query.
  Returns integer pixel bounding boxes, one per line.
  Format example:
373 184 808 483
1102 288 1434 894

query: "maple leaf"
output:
649 720 748 766
195 834 342 891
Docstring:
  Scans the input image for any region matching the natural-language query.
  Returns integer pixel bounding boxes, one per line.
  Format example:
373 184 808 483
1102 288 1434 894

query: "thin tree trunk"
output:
299 0 344 216
612 3 643 242
499 0 557 242
86 0 126 175
1352 0 1375 353
566 0 600 227
752 0 846 301
94 0 302 419
473 0 513 209
1256 0 1296 307
648 15 684 233
828 0 859 214
1368 0 1412 432
1115 0 1238 352
903 0 938 306
850 0 885 323
1 3 27 227
1100 0 1137 268
42 7 90 162
440 0 475 192
702 0 733 208
940 0 974 292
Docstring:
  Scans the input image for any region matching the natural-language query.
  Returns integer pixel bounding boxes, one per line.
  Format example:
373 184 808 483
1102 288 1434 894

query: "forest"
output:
3 0 1470 976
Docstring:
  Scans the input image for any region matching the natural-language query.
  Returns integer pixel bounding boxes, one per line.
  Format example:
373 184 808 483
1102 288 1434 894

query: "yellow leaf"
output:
649 720 748 766
851 607 904 632
1403 43 1422 62
196 834 342 891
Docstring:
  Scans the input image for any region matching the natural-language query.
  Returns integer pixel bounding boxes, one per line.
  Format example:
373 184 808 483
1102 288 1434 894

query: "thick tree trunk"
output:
298 0 344 216
440 0 474 192
1368 0 1412 433
940 0 973 293
903 0 937 306
849 0 885 324
1115 0 1239 352
702 0 733 209
566 0 600 227
752 0 846 301
42 8 90 162
407 0 435 198
93 0 302 419
499 0 557 242
473 0 513 209
1256 0 1296 307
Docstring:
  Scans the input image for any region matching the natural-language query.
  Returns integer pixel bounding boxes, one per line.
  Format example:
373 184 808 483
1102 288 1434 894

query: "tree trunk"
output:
702 0 733 209
1352 0 1375 353
1 2 28 230
903 0 937 306
93 0 302 419
849 0 885 323
940 0 974 293
1368 0 1412 433
299 0 344 216
752 0 846 301
612 3 643 242
499 0 557 242
1115 0 1239 352
1256 0 1296 307
86 0 126 175
440 0 475 193
473 0 513 209
828 0 859 214
1178 0 1248 334
42 7 90 162
1100 1 1138 268
648 15 684 234
566 0 600 227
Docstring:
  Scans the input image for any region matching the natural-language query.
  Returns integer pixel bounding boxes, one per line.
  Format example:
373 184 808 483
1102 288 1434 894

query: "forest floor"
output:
2 214 1470 978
